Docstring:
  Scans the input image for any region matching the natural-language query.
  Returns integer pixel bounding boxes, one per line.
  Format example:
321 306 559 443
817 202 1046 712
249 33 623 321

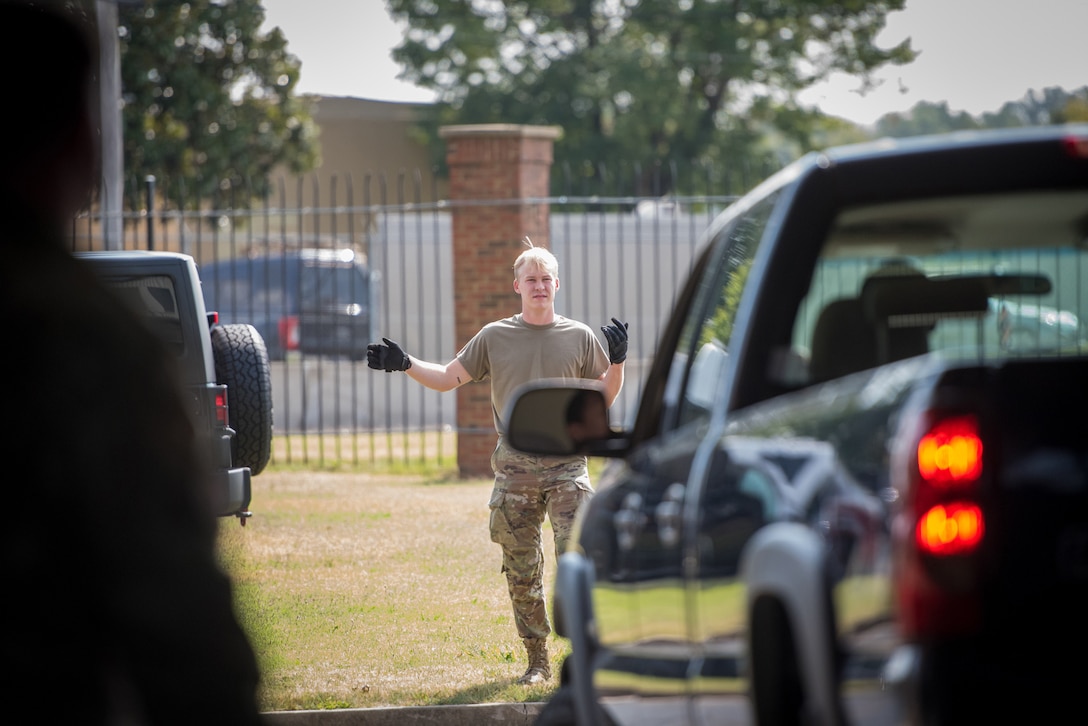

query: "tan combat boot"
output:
516 637 551 685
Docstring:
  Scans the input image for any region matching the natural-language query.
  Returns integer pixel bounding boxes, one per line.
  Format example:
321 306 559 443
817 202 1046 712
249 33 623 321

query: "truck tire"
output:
212 323 273 475
534 660 618 726
751 597 804 726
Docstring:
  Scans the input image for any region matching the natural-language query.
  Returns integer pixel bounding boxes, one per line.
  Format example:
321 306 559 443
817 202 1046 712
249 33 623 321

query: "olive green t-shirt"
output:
457 314 610 436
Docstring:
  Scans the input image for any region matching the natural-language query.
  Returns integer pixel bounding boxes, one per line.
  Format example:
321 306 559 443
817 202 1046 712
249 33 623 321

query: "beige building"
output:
258 95 444 255
275 95 444 207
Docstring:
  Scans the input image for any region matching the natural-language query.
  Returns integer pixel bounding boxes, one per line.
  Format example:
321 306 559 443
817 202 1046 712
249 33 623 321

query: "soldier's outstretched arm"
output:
366 336 469 392
407 356 471 392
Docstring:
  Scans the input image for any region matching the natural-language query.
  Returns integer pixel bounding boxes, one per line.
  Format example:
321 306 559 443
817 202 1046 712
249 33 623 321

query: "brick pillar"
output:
438 124 562 478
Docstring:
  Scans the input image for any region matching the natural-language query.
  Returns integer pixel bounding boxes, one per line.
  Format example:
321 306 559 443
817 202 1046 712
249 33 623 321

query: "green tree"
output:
387 0 914 193
873 86 1088 138
981 86 1088 128
875 100 980 138
119 0 319 208
1055 89 1088 123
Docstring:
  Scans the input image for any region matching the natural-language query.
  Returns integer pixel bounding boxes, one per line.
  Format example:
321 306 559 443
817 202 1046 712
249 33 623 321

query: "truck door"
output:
601 190 778 703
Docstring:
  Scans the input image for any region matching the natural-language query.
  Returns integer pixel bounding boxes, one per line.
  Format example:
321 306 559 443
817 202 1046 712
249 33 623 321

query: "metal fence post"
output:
145 175 156 251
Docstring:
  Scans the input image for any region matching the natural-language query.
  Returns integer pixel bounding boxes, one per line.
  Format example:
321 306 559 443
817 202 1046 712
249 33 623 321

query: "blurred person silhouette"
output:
367 239 627 685
565 388 612 449
0 2 263 724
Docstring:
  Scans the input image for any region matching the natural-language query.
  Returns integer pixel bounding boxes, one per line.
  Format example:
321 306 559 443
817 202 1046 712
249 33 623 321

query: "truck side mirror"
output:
505 381 614 457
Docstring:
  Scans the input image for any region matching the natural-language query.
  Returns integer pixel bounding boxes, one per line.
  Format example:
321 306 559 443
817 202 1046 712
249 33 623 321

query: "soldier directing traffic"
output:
367 238 627 685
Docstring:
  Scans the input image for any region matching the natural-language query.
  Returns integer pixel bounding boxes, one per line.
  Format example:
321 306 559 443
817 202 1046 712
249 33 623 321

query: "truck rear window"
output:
793 190 1087 384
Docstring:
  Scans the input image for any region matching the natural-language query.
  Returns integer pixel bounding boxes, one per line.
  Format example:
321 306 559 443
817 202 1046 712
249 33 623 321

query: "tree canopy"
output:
388 0 914 192
119 0 319 207
874 86 1088 138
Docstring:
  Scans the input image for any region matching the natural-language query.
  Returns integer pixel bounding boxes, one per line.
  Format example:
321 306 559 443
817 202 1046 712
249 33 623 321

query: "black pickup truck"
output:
80 251 274 524
506 125 1088 726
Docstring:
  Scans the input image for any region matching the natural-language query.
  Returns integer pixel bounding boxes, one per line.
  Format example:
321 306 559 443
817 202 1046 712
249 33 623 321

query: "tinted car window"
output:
300 264 369 310
202 257 292 318
664 192 779 430
100 274 185 356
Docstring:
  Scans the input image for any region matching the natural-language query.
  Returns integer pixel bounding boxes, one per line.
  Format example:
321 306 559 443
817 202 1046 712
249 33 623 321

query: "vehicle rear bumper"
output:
213 466 252 518
885 638 1081 724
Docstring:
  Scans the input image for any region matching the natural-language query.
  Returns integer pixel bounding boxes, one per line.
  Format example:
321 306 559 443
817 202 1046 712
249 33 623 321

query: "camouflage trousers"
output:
489 439 593 640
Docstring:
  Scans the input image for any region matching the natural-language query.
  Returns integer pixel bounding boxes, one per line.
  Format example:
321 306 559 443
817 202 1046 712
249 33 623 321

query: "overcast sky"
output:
261 0 1088 127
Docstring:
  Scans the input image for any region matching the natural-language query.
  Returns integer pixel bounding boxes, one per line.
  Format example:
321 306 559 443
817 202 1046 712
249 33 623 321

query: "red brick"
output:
440 125 560 477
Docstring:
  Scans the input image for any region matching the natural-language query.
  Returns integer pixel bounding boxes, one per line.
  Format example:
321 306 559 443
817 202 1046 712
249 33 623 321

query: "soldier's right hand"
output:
367 337 412 372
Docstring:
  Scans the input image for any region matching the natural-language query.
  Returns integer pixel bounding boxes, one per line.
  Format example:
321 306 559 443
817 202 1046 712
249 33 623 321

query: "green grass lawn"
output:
218 468 572 712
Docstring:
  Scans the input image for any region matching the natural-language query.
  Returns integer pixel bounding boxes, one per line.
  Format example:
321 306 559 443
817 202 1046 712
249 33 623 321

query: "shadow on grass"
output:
433 679 557 706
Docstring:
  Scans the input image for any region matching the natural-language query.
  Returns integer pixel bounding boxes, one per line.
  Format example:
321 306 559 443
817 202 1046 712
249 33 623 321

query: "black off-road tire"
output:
211 323 273 475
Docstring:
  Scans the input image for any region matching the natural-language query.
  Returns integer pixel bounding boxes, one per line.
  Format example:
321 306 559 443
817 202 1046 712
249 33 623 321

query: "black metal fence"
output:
76 167 748 468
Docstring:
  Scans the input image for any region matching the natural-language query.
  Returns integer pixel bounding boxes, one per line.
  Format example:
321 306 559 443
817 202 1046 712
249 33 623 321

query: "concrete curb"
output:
263 702 544 725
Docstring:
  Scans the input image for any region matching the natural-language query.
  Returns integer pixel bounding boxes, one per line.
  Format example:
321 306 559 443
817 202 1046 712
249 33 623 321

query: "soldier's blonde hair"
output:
513 236 559 279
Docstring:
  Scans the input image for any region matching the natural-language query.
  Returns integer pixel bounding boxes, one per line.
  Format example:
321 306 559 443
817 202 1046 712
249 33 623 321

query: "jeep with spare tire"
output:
79 250 274 525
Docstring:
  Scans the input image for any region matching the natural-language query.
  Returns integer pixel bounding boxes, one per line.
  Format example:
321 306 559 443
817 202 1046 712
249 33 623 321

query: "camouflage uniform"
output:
489 439 593 640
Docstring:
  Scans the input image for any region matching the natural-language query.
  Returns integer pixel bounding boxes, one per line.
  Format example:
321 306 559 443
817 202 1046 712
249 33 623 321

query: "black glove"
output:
367 337 412 372
601 317 629 364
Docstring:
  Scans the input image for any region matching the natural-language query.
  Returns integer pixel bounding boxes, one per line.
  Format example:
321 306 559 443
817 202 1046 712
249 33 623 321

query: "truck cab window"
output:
664 192 779 430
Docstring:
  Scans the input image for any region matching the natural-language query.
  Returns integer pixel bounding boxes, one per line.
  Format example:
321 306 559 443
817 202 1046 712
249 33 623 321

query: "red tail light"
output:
1062 135 1088 158
916 502 984 555
917 416 983 485
914 415 985 556
215 388 229 427
279 315 300 350
893 411 987 639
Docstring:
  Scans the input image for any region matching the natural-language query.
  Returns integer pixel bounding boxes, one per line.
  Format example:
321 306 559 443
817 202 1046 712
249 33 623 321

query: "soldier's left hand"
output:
601 317 629 364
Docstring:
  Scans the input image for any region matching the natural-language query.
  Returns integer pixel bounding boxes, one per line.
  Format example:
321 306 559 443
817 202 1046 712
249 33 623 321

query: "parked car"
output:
505 125 1088 726
81 251 274 523
199 248 378 361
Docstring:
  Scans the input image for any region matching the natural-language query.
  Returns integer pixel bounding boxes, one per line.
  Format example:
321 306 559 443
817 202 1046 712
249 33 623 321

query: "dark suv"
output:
199 248 377 361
